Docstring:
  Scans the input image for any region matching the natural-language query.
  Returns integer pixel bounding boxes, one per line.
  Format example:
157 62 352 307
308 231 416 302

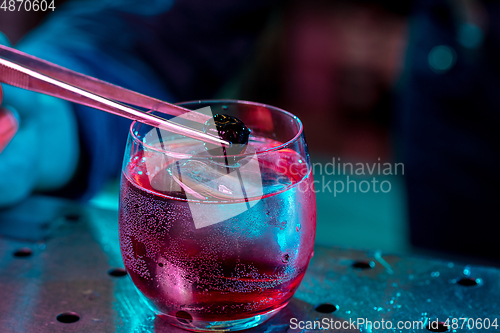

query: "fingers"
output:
0 107 19 153
0 115 39 207
0 35 37 207
1 83 21 153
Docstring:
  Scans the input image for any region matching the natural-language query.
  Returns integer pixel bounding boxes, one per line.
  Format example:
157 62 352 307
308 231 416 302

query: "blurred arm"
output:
3 0 275 202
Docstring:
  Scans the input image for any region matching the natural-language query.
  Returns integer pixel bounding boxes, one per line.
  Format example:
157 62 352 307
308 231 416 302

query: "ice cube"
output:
170 152 263 201
169 152 264 229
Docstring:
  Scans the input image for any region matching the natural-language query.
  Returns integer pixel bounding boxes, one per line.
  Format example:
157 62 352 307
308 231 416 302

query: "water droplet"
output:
218 184 233 194
431 271 440 277
281 253 290 263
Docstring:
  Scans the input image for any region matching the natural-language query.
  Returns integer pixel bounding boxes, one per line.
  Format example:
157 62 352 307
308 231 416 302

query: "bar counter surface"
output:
0 196 498 332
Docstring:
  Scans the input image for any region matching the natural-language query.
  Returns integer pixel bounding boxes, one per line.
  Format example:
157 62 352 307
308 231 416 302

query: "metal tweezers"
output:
0 44 228 146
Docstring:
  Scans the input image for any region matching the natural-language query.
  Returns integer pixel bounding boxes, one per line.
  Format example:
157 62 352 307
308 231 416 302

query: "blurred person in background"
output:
0 0 277 206
397 0 500 262
237 0 410 161
243 0 500 262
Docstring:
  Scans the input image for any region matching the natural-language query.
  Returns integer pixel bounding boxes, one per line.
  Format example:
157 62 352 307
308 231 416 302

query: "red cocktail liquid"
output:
119 139 316 322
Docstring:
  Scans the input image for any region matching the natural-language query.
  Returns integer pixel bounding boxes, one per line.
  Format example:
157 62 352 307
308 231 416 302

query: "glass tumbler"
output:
119 100 316 331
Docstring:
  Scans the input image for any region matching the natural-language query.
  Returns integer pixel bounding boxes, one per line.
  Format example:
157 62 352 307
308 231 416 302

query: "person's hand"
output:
0 87 19 153
0 34 80 207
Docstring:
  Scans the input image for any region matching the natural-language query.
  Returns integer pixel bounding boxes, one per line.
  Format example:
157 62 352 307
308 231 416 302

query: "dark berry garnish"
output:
203 114 250 159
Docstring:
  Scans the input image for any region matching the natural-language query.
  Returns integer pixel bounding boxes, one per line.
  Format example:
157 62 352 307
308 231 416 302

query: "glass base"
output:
157 304 287 332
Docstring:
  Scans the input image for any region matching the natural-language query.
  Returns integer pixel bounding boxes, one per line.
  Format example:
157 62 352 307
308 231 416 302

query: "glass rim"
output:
129 99 304 159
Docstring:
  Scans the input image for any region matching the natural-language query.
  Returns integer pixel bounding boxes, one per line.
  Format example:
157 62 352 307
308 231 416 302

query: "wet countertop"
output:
0 196 499 332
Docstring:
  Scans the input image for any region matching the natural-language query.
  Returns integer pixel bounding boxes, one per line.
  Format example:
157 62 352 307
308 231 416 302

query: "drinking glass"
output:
119 100 316 331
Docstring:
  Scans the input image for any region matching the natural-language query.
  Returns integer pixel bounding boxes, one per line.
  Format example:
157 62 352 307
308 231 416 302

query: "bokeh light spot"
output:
428 45 456 72
458 23 483 49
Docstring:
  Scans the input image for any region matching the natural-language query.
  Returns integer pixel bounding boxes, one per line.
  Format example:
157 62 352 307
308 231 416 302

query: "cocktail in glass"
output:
119 100 316 331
